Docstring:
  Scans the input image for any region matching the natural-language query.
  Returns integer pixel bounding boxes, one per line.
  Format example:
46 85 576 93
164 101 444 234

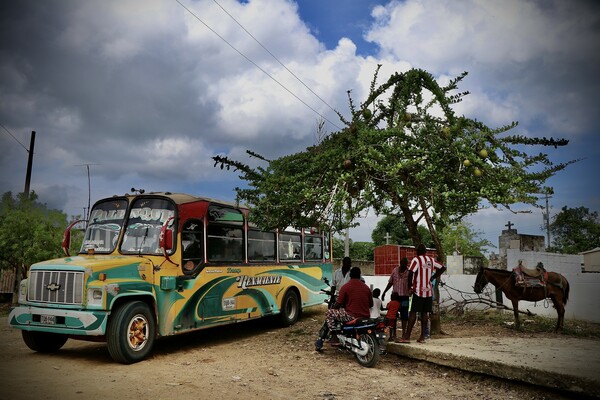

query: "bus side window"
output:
279 233 301 262
304 235 323 261
248 230 275 262
207 205 244 263
182 219 203 274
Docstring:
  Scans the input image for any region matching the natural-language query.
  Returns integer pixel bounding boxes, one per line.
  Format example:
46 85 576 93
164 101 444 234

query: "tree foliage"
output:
0 191 68 273
547 206 600 254
331 237 375 261
371 214 433 247
439 221 493 258
213 66 577 261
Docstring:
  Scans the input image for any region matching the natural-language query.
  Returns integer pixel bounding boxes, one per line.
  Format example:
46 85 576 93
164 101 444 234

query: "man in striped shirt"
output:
397 244 446 343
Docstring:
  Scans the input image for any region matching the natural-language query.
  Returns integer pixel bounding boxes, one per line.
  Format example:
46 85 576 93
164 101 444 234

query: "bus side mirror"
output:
159 217 178 267
159 217 174 251
161 228 173 251
62 219 86 257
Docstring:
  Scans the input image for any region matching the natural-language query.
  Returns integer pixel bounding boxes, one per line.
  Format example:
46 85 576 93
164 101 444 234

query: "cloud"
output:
1 0 598 252
367 0 600 136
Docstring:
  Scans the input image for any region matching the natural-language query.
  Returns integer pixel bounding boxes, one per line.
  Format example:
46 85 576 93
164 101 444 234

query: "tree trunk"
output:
419 197 445 335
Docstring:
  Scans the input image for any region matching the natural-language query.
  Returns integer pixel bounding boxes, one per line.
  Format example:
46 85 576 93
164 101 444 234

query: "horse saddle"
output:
513 263 547 288
521 266 544 278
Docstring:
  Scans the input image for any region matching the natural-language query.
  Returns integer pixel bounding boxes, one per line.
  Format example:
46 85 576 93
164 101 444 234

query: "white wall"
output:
506 248 584 274
364 271 600 323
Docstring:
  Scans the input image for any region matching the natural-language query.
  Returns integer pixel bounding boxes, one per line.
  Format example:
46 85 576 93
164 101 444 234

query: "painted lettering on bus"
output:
236 275 282 289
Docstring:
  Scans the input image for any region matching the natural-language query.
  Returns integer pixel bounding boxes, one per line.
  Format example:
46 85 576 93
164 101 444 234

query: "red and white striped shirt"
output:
408 255 444 297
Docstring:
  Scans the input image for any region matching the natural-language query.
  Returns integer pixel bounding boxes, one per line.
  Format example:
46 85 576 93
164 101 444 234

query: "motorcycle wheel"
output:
354 332 380 368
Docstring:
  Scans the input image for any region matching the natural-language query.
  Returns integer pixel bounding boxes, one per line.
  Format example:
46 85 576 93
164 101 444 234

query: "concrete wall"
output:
506 248 583 274
332 259 374 276
365 250 600 323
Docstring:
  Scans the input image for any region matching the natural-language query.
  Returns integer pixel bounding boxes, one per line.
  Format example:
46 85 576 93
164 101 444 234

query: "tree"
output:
213 66 576 333
547 206 600 254
214 67 576 262
0 191 70 302
371 215 411 245
439 221 493 259
371 215 433 247
331 236 375 261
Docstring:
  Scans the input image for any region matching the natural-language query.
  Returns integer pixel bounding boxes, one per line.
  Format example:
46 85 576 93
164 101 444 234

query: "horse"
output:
473 265 570 331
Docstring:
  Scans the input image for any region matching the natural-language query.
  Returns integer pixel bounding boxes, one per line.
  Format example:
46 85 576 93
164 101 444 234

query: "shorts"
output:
399 296 410 321
384 318 397 328
410 295 433 314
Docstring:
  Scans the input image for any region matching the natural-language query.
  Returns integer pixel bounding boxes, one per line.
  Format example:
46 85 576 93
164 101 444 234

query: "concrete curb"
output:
386 336 600 398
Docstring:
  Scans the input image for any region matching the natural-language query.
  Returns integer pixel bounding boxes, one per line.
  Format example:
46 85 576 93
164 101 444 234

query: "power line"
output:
212 0 339 116
174 0 342 131
0 122 29 152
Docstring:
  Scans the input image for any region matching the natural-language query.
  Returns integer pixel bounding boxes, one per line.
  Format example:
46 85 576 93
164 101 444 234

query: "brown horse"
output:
473 266 570 331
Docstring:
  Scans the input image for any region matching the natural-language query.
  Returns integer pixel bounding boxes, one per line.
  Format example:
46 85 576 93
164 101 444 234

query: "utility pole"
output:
23 131 36 198
537 191 553 247
14 131 36 304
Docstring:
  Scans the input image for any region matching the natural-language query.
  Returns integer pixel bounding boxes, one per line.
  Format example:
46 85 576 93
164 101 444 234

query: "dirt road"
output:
0 306 584 400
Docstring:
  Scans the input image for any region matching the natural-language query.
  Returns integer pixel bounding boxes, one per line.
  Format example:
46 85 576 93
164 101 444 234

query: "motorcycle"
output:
314 278 387 368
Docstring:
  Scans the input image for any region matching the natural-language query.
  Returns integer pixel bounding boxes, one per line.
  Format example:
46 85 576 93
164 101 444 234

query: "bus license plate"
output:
40 315 55 325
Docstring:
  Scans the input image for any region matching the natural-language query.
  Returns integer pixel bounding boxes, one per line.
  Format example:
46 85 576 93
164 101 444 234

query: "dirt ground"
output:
0 304 595 400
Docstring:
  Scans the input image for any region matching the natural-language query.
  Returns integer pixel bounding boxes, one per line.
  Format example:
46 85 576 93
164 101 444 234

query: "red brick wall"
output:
373 245 437 275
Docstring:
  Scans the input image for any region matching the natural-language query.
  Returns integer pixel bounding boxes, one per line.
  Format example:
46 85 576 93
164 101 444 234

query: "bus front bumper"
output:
8 305 108 336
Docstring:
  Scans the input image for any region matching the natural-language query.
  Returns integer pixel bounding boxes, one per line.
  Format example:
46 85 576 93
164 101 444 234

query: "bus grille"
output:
28 270 85 305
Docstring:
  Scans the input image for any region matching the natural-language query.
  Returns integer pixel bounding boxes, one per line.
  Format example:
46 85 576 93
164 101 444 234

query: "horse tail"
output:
563 275 570 305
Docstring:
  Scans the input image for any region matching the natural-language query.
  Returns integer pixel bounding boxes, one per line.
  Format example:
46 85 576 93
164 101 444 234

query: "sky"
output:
1 0 599 255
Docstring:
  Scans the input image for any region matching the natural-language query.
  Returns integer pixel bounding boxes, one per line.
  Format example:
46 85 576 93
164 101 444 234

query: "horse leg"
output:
551 295 565 332
511 299 520 330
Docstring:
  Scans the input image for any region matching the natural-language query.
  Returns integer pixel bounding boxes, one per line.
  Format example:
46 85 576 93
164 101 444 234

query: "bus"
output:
9 192 332 363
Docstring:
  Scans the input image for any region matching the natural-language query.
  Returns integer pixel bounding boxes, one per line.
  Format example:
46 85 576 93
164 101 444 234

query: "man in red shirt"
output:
398 244 446 343
323 266 373 340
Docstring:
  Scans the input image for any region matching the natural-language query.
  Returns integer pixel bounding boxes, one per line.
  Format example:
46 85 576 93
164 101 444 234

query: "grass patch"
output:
441 309 600 338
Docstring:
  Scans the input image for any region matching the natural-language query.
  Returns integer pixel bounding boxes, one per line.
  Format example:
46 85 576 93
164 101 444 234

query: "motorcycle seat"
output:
342 318 375 330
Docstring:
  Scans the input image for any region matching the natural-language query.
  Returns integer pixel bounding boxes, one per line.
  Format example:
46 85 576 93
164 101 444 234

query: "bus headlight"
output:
87 288 104 306
18 279 27 303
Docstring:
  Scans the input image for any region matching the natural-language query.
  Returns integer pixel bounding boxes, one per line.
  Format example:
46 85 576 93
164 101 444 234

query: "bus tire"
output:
22 330 68 353
107 301 155 364
279 289 300 327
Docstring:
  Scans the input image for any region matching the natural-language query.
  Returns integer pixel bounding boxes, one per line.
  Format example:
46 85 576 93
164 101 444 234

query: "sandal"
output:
395 338 410 343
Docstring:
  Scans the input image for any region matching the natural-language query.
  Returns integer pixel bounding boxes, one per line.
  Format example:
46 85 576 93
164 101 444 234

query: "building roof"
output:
580 247 600 255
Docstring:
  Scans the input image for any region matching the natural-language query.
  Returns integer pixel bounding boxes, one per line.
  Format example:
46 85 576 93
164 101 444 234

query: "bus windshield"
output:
80 199 128 254
120 198 175 255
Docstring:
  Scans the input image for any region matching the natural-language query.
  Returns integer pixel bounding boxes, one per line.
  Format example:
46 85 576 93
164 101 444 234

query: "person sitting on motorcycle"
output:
323 266 373 342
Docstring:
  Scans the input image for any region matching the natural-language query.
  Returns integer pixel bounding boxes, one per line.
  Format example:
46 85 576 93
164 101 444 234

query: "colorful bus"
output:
9 192 332 363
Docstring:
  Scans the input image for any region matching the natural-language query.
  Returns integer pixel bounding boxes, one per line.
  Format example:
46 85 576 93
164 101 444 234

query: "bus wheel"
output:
22 330 68 353
107 301 155 364
279 290 300 327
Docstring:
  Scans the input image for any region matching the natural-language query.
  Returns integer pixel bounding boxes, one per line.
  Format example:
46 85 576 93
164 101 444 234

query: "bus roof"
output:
108 192 246 210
